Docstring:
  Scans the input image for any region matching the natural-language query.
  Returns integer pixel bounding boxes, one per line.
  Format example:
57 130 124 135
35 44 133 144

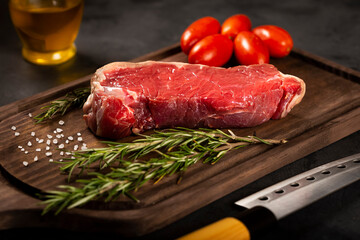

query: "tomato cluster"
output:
180 14 293 67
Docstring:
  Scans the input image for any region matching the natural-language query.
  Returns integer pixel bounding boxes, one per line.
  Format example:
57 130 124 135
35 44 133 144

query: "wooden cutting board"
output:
0 43 359 237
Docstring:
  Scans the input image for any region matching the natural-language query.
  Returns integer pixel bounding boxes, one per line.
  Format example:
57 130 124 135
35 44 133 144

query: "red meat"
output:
83 61 305 139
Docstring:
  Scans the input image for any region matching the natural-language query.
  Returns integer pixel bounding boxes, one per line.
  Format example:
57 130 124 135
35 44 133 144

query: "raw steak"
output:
83 61 305 139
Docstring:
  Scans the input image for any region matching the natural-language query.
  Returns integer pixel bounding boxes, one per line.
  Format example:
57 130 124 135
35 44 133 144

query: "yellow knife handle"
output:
177 206 277 240
177 217 250 240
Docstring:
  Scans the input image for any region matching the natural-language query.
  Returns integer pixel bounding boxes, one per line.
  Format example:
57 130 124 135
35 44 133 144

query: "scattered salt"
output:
38 139 44 143
21 148 25 152
25 151 28 154
36 148 41 152
27 141 32 147
46 146 50 151
56 128 63 133
77 137 83 142
81 146 88 150
46 139 51 145
45 152 52 157
56 134 62 138
53 130 57 134
28 113 32 117
49 159 54 162
31 132 35 136
18 145 23 149
74 145 79 151
59 120 65 126
59 159 63 162
47 134 53 139
77 132 81 136
34 156 38 162
11 126 16 131
59 144 65 149
53 139 58 144
23 161 29 166
36 137 40 142
68 136 73 141
65 152 72 155
65 140 69 144
60 151 64 156
14 132 20 136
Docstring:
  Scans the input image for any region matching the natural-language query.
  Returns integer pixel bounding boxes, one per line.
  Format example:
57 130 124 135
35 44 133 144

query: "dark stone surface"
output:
1 0 359 239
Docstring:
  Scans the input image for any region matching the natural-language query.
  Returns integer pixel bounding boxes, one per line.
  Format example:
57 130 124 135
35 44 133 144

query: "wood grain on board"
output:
0 44 359 236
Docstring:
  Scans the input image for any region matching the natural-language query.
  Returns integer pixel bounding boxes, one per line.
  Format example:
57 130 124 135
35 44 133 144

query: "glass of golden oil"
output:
9 0 84 65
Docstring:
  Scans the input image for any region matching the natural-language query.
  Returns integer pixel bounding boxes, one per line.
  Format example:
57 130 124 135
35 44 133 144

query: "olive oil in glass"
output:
9 0 84 65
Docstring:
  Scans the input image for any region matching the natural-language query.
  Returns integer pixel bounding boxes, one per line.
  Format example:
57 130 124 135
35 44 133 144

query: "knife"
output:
177 153 360 240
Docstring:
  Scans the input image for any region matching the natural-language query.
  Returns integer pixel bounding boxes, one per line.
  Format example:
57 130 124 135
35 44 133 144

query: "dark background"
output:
1 0 360 239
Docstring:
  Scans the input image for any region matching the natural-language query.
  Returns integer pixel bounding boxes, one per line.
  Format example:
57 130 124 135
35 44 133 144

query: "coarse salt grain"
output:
74 145 79 151
45 152 52 157
36 148 41 152
25 151 28 154
59 144 64 149
82 143 87 146
65 140 69 144
53 130 57 134
53 139 58 144
27 141 32 147
38 139 44 143
61 134 64 137
15 132 20 136
11 126 16 131
34 156 38 162
59 159 63 162
18 145 23 149
56 128 63 133
23 161 29 166
46 146 50 151
56 134 62 138
65 152 72 155
46 139 51 145
28 113 32 117
59 120 65 126
68 136 74 141
49 159 54 162
77 132 81 136
36 137 40 142
47 134 53 139
31 132 35 136
77 137 83 142
60 151 64 156
81 146 87 150
21 148 25 152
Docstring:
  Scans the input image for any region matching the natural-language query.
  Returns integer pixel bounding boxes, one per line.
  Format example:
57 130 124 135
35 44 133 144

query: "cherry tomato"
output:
221 14 252 40
188 34 233 67
252 25 293 58
181 16 221 55
234 31 269 65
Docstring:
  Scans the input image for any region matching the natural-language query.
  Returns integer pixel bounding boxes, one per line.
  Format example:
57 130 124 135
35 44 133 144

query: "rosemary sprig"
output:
40 128 286 214
59 128 285 178
34 87 90 123
41 157 196 215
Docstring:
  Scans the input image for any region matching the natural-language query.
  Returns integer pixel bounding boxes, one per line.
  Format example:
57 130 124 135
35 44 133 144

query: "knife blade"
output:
178 153 360 240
